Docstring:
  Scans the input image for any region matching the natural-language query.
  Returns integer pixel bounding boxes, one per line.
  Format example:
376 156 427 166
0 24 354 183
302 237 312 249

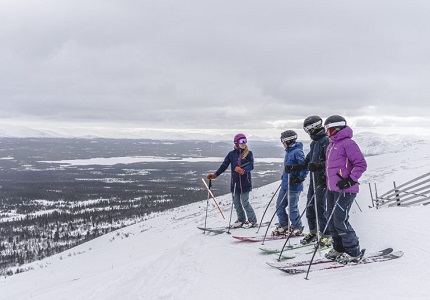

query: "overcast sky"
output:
1 0 430 140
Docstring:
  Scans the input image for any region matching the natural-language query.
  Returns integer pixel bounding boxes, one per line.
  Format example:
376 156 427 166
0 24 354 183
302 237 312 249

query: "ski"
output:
279 250 403 275
232 234 301 242
260 243 314 254
267 247 393 269
198 221 270 234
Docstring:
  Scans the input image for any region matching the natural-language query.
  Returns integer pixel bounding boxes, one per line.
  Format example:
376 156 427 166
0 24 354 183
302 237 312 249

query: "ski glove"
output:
308 162 325 172
234 166 245 175
336 176 356 189
207 174 218 180
285 164 303 173
289 176 305 185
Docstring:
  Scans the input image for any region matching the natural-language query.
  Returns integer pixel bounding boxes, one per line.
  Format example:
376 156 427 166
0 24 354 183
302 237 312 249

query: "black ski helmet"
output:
324 115 347 136
303 115 323 135
280 130 297 146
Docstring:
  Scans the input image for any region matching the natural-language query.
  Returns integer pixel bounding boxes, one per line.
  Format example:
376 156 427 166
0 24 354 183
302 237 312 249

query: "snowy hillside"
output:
1 140 430 300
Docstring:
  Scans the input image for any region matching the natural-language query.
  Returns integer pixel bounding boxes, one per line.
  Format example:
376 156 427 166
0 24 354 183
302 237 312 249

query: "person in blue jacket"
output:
207 133 257 228
273 130 308 236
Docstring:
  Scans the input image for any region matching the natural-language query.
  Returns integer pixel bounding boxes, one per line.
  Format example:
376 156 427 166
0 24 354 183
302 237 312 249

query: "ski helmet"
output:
324 115 347 136
303 115 323 135
280 130 297 146
234 133 247 145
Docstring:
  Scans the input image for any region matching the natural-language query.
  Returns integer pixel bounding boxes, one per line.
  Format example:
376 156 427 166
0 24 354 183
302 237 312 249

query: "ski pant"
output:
306 182 330 237
276 188 302 229
233 191 257 223
326 191 360 257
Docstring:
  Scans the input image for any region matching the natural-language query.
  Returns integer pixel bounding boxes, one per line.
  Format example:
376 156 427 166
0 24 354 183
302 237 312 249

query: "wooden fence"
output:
369 172 430 208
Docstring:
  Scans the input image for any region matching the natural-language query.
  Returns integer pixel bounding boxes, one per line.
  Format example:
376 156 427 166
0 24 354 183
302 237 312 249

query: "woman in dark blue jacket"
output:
207 133 257 228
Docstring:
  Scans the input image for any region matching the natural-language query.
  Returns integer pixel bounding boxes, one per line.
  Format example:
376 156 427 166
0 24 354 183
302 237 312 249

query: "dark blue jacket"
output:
215 148 253 193
282 142 308 191
304 130 329 187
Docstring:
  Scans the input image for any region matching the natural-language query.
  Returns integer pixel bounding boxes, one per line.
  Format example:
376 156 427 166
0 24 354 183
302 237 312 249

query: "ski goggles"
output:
304 120 322 134
324 121 346 136
324 121 346 130
235 138 247 144
280 135 297 144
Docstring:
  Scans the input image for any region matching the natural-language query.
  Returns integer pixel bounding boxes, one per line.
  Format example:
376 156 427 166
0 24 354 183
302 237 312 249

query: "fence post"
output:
368 183 375 208
394 181 401 206
374 183 380 209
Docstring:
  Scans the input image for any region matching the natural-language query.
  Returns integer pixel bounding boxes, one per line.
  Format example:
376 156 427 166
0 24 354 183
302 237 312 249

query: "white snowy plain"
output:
1 139 430 300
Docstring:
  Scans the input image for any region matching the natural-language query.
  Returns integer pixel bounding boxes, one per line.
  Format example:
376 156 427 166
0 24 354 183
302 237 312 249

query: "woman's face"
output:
238 143 246 149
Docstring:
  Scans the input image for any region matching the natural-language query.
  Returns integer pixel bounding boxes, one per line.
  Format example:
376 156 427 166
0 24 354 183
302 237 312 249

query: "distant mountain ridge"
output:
0 124 429 158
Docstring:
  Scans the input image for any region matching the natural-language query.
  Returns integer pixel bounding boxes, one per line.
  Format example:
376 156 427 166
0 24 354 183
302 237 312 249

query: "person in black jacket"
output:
207 133 257 228
287 116 331 246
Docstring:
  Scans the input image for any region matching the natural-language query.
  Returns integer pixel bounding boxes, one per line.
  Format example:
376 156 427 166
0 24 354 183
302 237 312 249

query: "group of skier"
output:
206 115 367 264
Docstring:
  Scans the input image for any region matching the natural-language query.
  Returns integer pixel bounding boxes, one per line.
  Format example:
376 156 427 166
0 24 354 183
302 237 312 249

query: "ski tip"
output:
392 251 404 257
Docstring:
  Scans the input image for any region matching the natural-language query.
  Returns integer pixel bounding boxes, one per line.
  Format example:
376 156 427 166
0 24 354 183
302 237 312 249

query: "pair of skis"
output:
266 248 403 275
197 221 271 234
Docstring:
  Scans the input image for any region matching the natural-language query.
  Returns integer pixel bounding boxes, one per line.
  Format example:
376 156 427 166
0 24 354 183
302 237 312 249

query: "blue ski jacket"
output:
282 142 308 191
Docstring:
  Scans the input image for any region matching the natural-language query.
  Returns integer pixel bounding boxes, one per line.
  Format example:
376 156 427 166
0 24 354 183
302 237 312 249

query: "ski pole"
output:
277 193 316 261
336 173 362 212
201 178 225 219
261 191 288 245
256 183 281 233
287 173 291 236
304 190 343 280
312 173 321 241
203 179 212 234
226 183 237 234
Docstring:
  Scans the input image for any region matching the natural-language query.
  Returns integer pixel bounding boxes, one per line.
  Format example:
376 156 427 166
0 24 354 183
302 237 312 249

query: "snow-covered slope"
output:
1 141 430 300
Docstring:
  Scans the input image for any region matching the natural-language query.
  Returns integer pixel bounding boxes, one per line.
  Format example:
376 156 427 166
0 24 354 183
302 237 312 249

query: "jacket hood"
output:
330 126 353 142
286 141 304 151
310 129 328 141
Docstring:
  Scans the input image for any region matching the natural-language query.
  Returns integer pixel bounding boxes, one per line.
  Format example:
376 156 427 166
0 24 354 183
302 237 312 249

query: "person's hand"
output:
336 176 356 189
207 174 218 180
308 162 324 172
285 164 301 173
289 176 304 185
234 166 245 175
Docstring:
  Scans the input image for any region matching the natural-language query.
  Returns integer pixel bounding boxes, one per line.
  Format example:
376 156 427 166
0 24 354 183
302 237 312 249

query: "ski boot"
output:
272 225 289 236
300 233 317 245
319 237 332 247
231 220 244 228
336 249 366 265
325 248 343 261
292 226 304 236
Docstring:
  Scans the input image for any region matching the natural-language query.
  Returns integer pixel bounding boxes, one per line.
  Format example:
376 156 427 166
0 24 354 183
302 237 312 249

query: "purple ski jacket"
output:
325 126 367 193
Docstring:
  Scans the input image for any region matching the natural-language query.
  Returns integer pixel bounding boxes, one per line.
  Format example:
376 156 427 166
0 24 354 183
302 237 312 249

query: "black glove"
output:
336 176 356 189
285 164 302 173
289 176 305 185
308 162 324 172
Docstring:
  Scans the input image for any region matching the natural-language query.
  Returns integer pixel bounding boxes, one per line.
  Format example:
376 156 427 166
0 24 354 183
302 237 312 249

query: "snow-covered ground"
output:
1 139 430 300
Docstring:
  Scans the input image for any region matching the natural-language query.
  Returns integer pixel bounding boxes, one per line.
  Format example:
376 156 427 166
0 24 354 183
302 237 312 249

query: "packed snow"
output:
1 140 430 300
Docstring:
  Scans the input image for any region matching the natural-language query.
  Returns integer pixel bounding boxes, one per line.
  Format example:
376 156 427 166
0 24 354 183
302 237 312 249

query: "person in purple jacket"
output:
323 115 367 264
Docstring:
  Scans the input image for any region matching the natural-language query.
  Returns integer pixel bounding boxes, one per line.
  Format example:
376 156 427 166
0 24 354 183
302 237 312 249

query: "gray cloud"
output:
1 0 430 138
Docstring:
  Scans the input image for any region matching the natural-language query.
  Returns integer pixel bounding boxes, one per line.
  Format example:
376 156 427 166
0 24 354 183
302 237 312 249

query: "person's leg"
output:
315 186 330 237
288 191 302 229
275 188 289 227
326 191 344 252
332 192 360 256
305 185 317 234
233 192 246 223
240 191 257 223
